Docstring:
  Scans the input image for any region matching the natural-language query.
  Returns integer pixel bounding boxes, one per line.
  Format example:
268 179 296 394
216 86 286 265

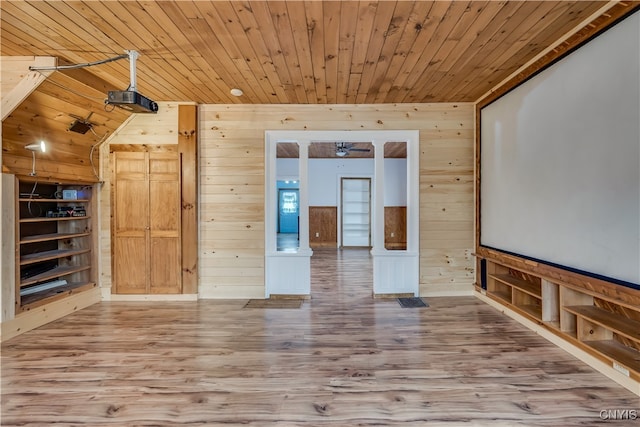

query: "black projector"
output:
107 90 158 113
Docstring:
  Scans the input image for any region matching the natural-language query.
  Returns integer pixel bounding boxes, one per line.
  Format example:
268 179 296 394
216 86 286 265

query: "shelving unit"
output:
341 178 371 247
480 256 640 390
16 179 97 312
564 305 640 376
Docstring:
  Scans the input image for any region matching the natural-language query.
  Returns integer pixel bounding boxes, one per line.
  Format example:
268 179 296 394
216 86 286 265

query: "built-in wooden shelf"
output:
20 248 91 266
20 282 96 310
518 304 542 320
488 289 511 304
20 265 92 288
20 232 90 244
19 198 90 203
20 216 90 223
564 305 640 342
487 265 543 322
480 257 640 390
588 340 640 374
15 180 97 311
492 273 542 298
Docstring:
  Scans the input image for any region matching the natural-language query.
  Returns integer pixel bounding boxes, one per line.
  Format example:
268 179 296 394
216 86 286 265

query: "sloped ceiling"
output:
2 68 131 182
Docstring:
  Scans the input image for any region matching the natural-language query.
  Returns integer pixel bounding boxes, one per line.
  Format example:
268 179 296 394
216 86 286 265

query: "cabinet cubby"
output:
487 263 542 321
15 179 97 312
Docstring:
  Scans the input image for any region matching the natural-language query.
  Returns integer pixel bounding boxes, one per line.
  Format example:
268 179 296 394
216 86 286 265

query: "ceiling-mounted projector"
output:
107 90 158 113
28 50 158 113
105 50 158 113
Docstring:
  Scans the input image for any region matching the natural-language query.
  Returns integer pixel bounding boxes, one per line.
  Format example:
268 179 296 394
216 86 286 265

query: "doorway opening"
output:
341 177 371 248
277 182 299 252
265 130 419 298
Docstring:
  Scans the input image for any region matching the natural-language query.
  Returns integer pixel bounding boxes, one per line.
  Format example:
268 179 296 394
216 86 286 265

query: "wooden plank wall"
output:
384 206 406 250
101 103 473 298
200 103 474 298
309 206 337 248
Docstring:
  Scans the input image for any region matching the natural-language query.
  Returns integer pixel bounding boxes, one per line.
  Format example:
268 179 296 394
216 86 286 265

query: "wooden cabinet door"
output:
113 152 148 294
148 153 181 294
113 151 181 294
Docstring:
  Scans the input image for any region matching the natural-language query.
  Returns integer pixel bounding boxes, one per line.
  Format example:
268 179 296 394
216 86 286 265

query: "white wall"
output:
278 157 406 206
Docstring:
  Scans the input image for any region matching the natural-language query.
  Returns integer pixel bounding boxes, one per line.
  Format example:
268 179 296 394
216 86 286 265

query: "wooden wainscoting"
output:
309 206 337 248
385 206 407 250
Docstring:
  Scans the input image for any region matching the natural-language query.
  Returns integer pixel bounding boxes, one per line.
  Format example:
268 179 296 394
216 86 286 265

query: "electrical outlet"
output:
613 362 630 377
390 232 395 237
315 232 319 237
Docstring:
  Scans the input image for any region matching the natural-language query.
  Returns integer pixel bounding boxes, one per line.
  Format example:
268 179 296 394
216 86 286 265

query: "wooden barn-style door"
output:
112 150 182 294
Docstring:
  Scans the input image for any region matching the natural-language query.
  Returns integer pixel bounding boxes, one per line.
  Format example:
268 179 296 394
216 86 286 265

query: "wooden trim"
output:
178 104 198 295
476 2 640 109
0 286 100 343
477 247 640 310
108 154 117 294
13 176 20 311
1 175 16 322
8 168 100 185
1 56 56 121
109 144 178 153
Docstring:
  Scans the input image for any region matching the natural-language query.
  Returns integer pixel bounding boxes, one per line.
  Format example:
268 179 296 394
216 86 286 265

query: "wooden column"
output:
178 105 198 295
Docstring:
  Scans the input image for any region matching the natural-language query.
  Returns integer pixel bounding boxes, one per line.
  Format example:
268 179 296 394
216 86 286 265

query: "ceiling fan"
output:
335 142 371 157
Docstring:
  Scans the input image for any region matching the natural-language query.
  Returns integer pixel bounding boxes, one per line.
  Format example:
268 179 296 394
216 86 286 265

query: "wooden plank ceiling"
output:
277 141 405 158
1 1 632 175
2 1 613 105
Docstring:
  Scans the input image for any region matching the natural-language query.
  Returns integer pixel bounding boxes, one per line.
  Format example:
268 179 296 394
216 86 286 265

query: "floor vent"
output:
397 297 428 308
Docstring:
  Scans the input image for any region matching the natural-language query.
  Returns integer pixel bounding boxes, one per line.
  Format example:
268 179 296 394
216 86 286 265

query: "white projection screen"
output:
480 10 640 288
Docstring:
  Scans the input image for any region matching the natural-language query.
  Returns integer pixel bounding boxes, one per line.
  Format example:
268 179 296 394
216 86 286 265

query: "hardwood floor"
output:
1 249 637 426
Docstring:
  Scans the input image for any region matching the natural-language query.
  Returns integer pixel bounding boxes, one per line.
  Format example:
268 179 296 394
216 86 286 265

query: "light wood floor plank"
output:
1 249 637 426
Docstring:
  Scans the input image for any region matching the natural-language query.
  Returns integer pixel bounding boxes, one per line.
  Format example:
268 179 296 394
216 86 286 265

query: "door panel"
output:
149 154 181 294
115 180 148 233
114 236 147 293
115 152 146 178
150 236 181 294
113 155 148 294
150 180 180 232
149 153 179 177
